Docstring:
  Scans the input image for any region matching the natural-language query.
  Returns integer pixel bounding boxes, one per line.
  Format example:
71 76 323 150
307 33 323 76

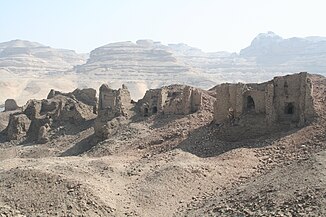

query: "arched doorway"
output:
246 96 255 112
144 107 149 117
152 106 158 114
285 102 294 114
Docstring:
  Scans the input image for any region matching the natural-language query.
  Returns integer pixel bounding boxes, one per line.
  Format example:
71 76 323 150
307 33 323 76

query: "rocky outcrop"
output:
240 32 326 73
4 99 19 111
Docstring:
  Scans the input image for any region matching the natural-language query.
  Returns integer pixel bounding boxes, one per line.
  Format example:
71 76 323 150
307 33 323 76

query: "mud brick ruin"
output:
213 72 314 126
2 72 315 144
137 85 202 116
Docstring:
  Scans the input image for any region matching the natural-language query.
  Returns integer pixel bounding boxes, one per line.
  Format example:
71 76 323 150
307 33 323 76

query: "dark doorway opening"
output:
152 106 158 114
285 103 294 114
144 108 149 116
246 96 255 111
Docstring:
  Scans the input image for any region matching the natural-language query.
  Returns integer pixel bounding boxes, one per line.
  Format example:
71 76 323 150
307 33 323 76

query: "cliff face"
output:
76 40 213 83
74 40 216 99
0 39 86 74
240 32 326 72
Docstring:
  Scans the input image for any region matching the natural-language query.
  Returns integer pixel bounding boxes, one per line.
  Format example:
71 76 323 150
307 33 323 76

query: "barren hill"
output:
0 73 325 216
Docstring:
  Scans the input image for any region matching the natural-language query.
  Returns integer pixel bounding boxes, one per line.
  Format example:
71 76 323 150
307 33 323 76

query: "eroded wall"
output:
137 85 203 116
214 72 314 126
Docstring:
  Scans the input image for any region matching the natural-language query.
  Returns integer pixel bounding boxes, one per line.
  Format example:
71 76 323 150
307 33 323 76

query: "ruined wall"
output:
214 72 315 126
214 83 248 123
5 89 96 142
302 77 315 125
98 84 131 121
214 84 231 123
138 85 203 116
272 72 314 126
99 85 117 112
58 97 95 123
138 88 165 116
4 99 19 111
188 88 202 113
95 84 132 140
265 83 276 125
243 89 266 113
48 88 97 108
72 88 97 107
163 87 185 115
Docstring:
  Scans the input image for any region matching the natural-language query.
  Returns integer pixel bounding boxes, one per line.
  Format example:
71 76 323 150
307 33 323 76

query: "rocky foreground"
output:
0 74 325 216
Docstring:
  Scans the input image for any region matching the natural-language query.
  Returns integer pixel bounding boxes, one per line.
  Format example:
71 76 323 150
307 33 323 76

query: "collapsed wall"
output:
47 88 97 112
5 88 97 143
213 72 314 127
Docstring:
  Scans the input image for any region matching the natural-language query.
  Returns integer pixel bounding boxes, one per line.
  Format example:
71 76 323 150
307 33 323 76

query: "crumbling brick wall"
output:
95 84 132 139
137 85 203 116
97 84 131 121
214 72 315 126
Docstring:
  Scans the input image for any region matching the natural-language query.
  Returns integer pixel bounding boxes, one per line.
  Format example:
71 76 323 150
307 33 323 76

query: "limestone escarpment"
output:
0 39 86 75
75 40 215 96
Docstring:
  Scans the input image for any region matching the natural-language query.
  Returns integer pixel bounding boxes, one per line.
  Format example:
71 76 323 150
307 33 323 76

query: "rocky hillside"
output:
0 39 86 75
240 31 326 73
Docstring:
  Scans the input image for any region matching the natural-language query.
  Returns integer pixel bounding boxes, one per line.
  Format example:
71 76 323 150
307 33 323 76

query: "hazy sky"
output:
1 0 326 53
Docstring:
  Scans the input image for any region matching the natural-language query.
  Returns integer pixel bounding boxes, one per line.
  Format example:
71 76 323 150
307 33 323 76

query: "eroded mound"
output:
0 168 114 216
182 150 326 217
